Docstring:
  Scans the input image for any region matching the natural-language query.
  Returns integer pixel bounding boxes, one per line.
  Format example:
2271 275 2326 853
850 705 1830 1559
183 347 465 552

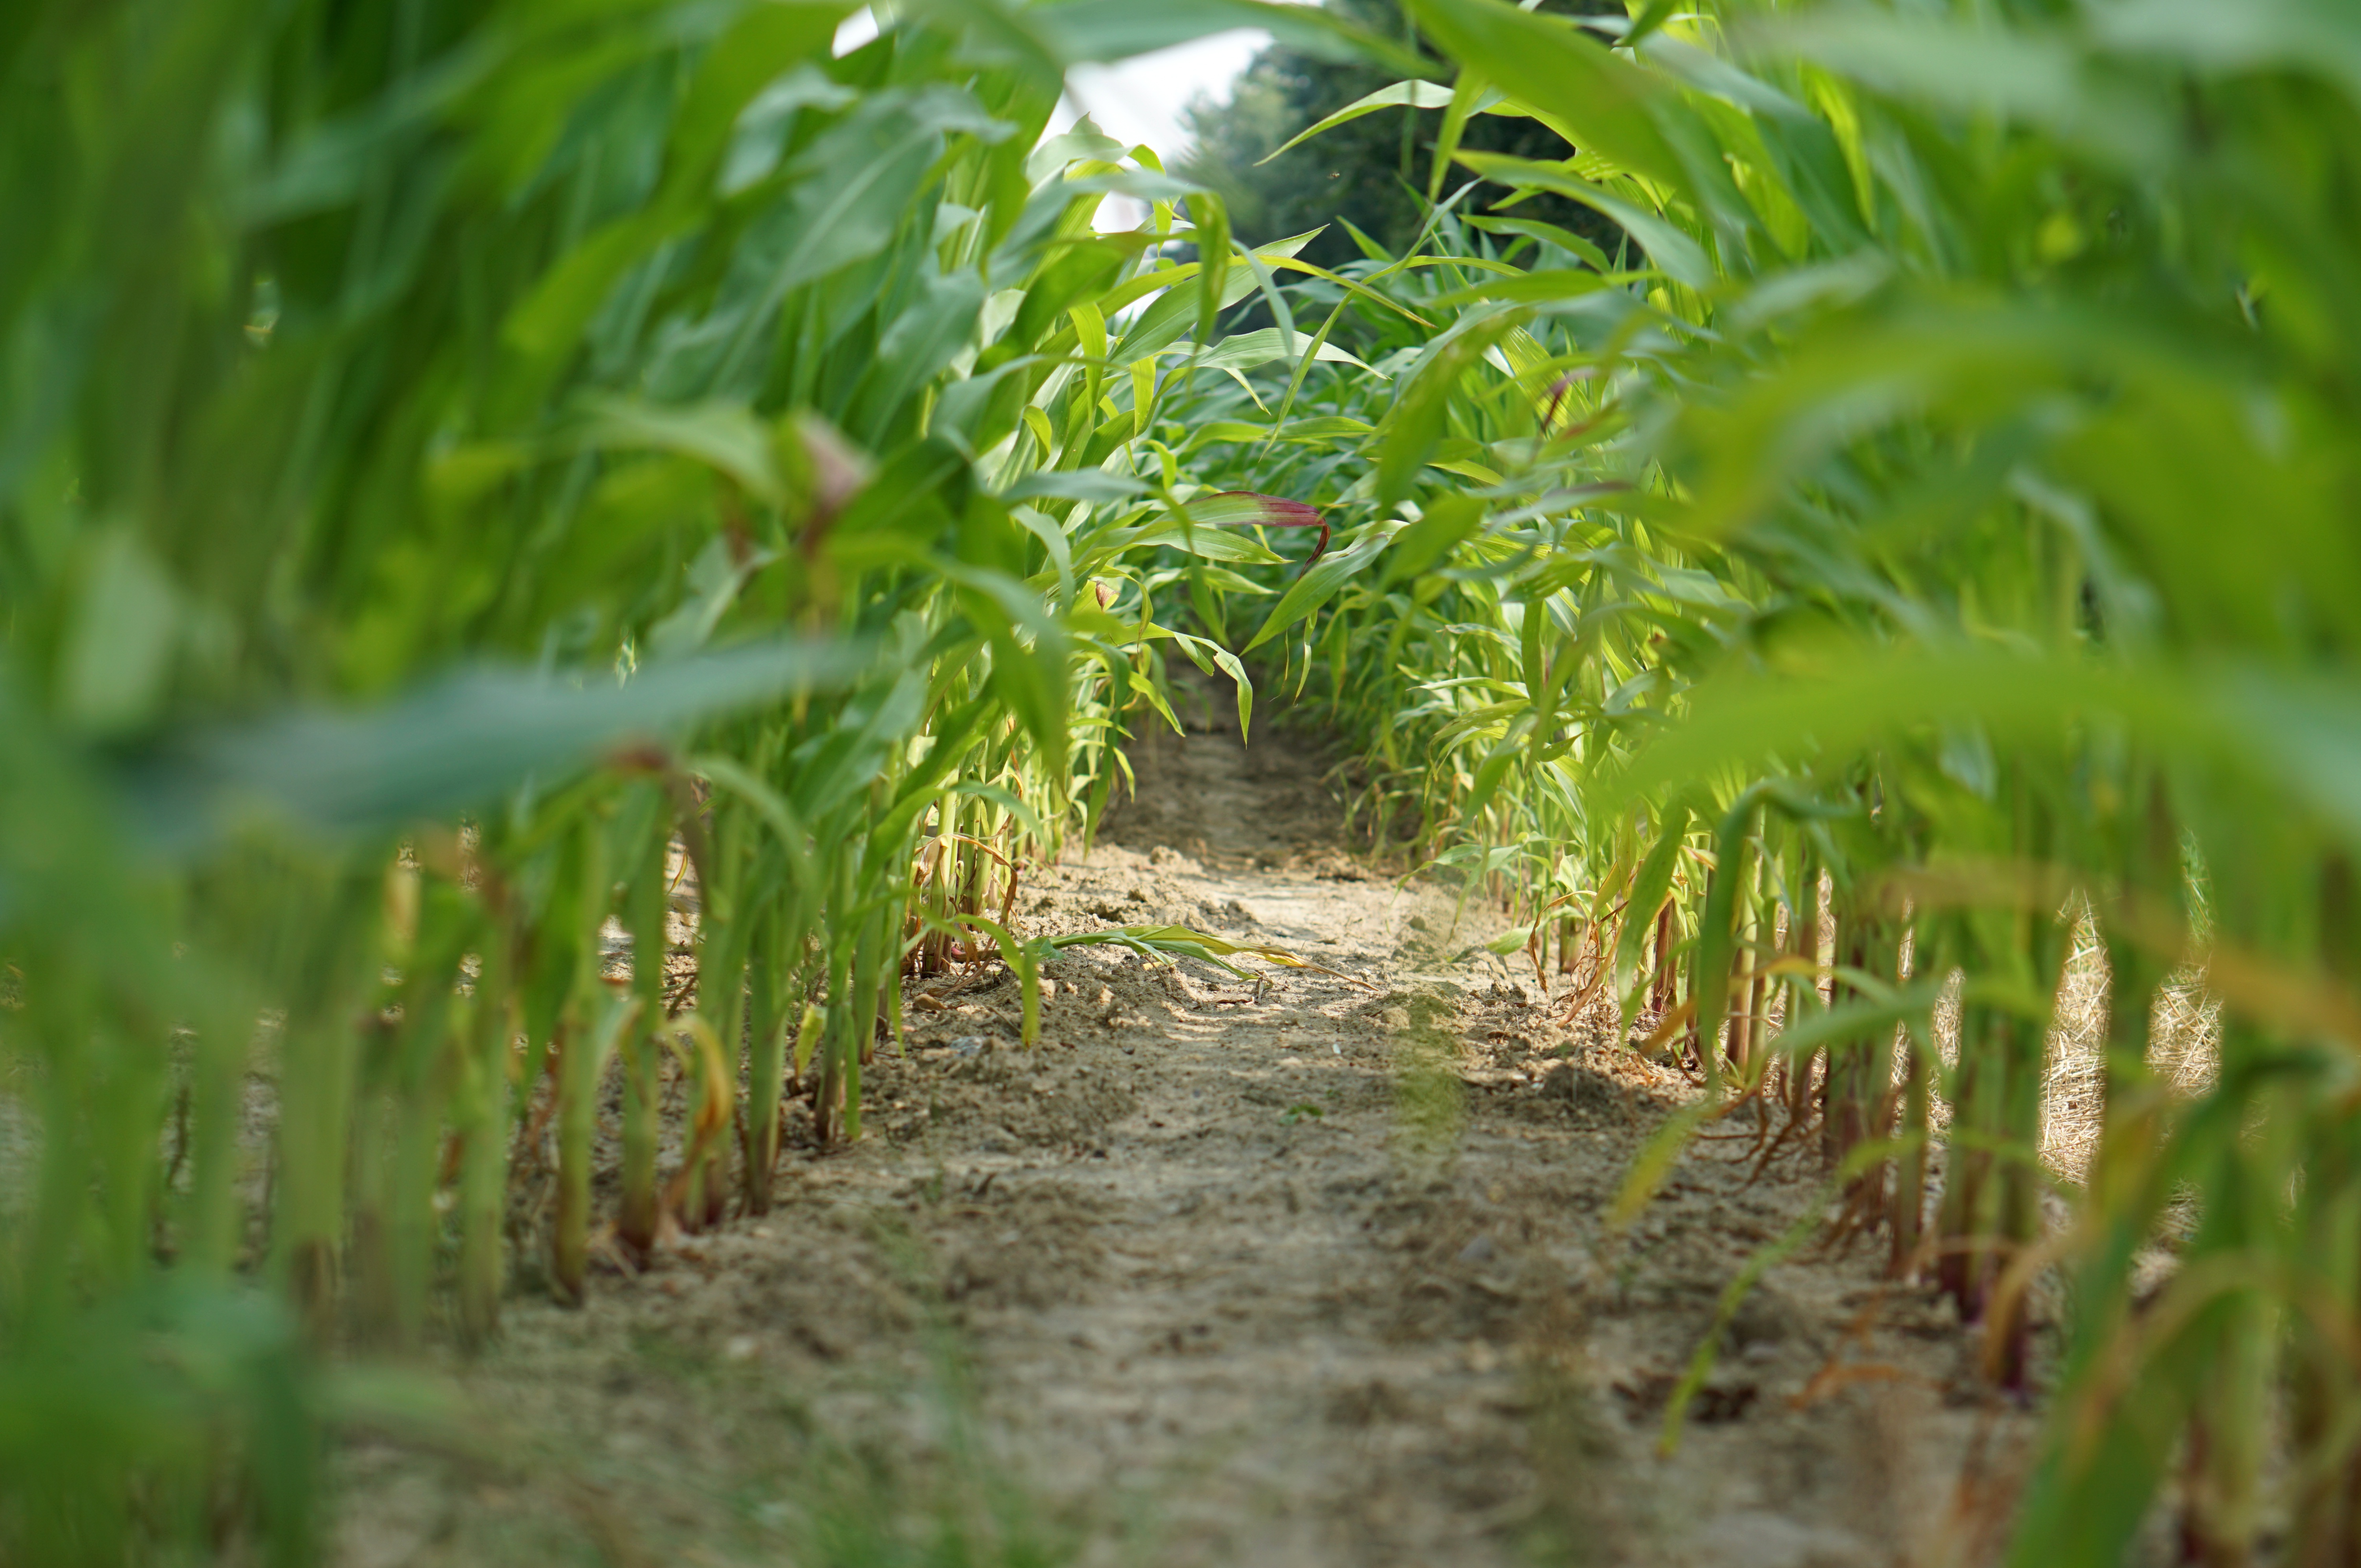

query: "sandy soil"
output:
334 698 2048 1568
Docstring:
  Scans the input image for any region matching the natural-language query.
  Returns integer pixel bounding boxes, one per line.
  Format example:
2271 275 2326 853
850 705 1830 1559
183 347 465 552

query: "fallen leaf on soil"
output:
1040 923 1365 985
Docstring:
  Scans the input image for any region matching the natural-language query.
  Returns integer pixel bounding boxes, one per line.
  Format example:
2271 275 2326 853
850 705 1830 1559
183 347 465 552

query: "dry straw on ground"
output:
2038 914 2221 1186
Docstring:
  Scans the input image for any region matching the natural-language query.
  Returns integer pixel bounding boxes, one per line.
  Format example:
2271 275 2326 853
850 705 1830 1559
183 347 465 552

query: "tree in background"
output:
1179 0 1621 270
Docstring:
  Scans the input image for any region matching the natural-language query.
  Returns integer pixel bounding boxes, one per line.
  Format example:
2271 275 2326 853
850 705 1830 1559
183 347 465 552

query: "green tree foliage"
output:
1179 0 1623 269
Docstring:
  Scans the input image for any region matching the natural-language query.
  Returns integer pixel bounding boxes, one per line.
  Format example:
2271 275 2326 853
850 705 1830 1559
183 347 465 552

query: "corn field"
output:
3 0 2360 1562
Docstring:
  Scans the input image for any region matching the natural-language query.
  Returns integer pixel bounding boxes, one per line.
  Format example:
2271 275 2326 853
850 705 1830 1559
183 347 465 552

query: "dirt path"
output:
339 701 2035 1568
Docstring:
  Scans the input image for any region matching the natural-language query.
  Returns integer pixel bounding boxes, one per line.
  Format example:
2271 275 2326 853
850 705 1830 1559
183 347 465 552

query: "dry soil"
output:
335 697 2047 1568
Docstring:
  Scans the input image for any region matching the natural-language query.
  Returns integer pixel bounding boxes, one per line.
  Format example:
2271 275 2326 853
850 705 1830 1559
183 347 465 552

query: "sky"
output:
832 9 1274 165
1062 32 1271 164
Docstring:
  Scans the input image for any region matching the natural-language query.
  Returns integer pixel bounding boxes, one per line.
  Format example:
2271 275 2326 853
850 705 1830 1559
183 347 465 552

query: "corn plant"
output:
14 0 2361 1560
1167 0 2361 1558
0 0 1431 1559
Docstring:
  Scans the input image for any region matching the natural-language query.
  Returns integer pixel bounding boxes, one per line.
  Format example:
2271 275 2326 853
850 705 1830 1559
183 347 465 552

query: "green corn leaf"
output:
1426 269 1657 306
1163 490 1330 563
1030 1 1428 76
1404 0 1692 193
1453 151 1713 289
576 397 783 505
1168 630 1256 743
1044 923 1353 982
1376 312 1526 507
949 780 1046 845
1243 523 1406 653
1755 983 1946 1066
1613 803 1690 1024
1195 195 1232 351
1189 327 1382 378
125 639 875 850
1260 79 1457 167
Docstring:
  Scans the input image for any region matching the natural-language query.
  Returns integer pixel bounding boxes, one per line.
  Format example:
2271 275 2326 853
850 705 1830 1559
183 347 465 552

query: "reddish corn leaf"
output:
791 413 873 556
1539 365 1599 432
1179 490 1330 564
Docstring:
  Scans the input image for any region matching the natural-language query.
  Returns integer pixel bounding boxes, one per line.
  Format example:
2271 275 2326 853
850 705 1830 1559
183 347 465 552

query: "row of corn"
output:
9 0 2361 1561
0 1 1419 1559
1176 1 2361 1561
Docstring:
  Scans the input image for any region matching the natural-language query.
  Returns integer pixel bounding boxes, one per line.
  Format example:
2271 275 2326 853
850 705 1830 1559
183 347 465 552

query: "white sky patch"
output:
832 7 880 58
1061 30 1270 167
831 6 1282 231
1062 31 1273 231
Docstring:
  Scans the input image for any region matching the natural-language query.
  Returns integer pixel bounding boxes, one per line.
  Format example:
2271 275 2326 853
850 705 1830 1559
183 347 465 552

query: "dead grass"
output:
2038 913 2221 1186
1861 902 2221 1188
